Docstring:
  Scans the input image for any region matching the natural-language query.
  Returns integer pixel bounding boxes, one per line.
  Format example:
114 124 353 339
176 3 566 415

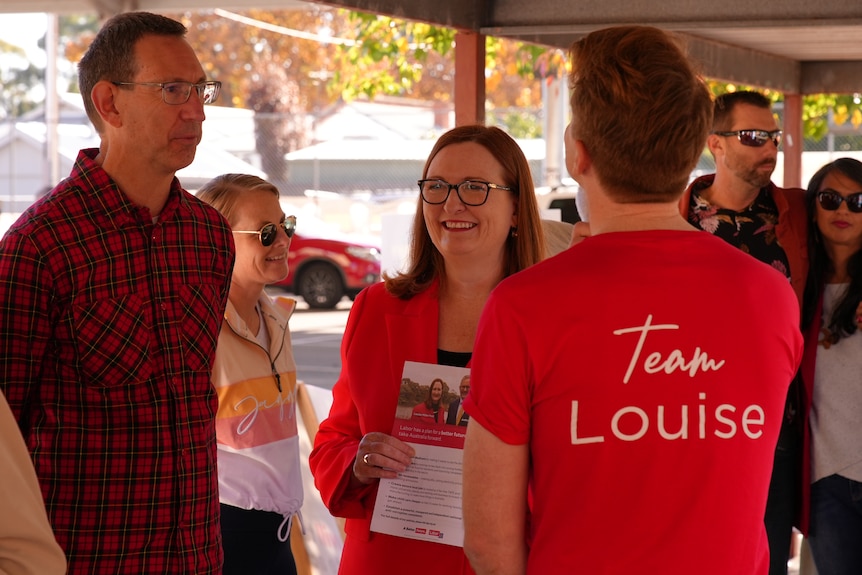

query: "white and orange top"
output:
213 295 303 541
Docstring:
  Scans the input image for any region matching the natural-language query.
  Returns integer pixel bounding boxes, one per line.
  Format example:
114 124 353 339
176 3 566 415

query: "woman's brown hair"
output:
385 125 545 299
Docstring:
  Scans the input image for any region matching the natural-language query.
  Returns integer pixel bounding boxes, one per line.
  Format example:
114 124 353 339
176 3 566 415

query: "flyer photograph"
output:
370 360 471 547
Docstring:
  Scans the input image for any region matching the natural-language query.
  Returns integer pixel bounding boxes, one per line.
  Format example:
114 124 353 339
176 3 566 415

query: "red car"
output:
272 232 381 309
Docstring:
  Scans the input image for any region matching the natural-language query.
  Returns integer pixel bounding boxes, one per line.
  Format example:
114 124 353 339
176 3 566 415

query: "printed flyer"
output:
370 360 471 547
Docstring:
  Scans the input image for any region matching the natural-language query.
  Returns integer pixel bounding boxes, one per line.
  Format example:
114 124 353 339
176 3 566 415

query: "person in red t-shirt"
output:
462 26 803 575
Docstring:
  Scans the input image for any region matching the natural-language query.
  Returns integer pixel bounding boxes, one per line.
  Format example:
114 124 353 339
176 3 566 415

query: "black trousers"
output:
764 381 803 575
221 504 298 575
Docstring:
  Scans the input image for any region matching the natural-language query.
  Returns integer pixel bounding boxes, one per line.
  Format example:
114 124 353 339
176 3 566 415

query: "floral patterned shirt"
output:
687 183 791 281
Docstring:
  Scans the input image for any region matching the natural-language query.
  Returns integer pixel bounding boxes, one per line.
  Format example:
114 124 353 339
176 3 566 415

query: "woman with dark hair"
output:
800 157 862 574
411 378 447 426
309 125 545 574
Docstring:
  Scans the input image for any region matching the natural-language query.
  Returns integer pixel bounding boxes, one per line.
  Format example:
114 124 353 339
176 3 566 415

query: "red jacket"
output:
309 281 475 574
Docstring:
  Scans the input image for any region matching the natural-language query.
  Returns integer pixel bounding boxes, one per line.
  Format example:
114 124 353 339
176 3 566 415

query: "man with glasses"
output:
0 12 234 574
681 90 808 575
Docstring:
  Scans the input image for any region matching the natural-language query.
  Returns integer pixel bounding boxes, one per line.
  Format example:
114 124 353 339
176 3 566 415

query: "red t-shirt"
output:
465 230 803 575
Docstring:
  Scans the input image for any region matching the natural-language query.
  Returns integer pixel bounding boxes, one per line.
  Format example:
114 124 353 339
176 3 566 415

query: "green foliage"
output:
37 13 98 54
0 36 37 118
801 94 862 141
0 14 99 118
0 60 42 118
6 7 860 147
488 108 543 139
333 19 862 143
707 81 862 141
328 11 572 143
331 12 456 101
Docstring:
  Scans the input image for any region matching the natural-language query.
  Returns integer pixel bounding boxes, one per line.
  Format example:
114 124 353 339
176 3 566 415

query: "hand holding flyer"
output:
370 361 470 547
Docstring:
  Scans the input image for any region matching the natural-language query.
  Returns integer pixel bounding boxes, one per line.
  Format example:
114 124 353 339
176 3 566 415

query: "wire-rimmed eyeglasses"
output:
417 179 513 206
111 80 221 105
232 216 297 247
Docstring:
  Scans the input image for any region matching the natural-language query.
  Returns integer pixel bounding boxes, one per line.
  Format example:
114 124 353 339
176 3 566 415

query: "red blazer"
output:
309 280 475 574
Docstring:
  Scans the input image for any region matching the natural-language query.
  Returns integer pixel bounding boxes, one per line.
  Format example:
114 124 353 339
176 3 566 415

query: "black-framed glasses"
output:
233 216 297 246
417 179 513 206
111 80 221 105
712 129 782 148
817 190 862 213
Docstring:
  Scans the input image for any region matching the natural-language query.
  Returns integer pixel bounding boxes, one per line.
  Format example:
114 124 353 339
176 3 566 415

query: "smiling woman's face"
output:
430 381 443 402
422 142 517 265
230 189 291 293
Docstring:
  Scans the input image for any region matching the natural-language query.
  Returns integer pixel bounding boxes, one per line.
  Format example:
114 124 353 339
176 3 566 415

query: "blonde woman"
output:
197 174 302 575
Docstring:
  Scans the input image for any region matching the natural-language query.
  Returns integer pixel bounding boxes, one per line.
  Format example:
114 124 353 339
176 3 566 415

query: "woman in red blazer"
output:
309 125 546 575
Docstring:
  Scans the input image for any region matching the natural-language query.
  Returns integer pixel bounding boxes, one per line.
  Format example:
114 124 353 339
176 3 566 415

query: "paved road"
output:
274 290 351 391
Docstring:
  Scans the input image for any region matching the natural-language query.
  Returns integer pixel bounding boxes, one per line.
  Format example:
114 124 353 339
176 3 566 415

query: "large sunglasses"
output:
816 190 862 213
712 129 782 148
233 216 297 246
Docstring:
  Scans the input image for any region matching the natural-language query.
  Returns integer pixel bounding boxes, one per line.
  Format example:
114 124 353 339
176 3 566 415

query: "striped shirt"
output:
0 148 234 574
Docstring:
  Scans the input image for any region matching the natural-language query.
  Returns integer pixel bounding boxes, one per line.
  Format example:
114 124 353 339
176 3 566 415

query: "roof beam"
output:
302 0 484 29
684 35 800 92
0 0 306 13
801 62 862 94
484 28 802 92
489 0 862 28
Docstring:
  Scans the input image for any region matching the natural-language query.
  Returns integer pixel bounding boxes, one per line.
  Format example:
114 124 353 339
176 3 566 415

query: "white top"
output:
811 282 862 483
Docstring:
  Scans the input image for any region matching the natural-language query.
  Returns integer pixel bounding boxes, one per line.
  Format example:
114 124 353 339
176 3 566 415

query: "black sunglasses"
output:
233 216 297 246
816 190 862 213
712 129 782 148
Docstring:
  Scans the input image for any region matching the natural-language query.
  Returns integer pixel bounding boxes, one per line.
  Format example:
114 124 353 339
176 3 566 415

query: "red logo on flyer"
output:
416 528 426 535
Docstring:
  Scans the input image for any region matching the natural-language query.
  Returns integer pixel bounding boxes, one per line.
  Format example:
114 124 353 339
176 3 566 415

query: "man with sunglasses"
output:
0 12 234 574
681 90 808 575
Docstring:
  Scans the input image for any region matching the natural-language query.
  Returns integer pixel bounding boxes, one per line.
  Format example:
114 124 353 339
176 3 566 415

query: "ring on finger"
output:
363 453 372 466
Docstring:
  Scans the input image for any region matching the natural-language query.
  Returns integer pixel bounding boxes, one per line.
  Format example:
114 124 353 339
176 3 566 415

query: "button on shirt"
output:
0 148 235 574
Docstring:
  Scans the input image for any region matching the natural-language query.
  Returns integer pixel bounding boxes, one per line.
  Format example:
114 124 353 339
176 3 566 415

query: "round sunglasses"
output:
712 129 782 148
233 216 297 246
816 190 862 213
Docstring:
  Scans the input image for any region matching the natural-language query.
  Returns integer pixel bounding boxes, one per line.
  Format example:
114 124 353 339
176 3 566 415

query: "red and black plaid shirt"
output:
0 149 235 574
